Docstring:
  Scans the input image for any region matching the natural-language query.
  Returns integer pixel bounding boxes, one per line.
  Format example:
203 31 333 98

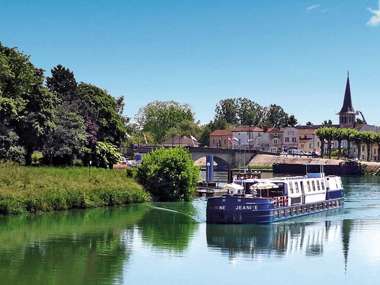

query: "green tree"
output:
136 101 194 143
46 64 78 106
215 97 265 126
261 104 290 128
333 128 345 158
342 128 356 159
0 129 25 163
215 98 239 125
325 127 335 159
362 131 374 161
373 133 380 162
287 115 298 127
322 120 333 126
352 131 365 160
198 119 232 146
236 97 263 125
76 83 127 147
137 148 199 201
43 109 88 165
94 141 122 168
316 127 327 158
0 44 57 164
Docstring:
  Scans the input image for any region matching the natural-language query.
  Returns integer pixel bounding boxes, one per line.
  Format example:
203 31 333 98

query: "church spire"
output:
339 72 355 114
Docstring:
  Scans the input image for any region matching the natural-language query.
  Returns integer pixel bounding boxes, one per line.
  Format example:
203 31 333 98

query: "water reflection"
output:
207 220 348 261
1 175 380 285
0 206 148 285
137 202 198 253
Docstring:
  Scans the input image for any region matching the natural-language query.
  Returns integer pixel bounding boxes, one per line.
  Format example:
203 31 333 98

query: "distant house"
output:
262 128 283 153
162 135 199 147
231 126 264 150
296 125 321 154
209 130 232 149
282 127 299 151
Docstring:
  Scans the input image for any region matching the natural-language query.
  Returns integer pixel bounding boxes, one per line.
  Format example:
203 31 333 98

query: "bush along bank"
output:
137 148 200 202
0 164 150 215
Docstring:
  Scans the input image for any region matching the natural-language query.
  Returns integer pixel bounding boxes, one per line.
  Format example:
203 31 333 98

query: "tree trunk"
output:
320 140 325 158
367 143 371 161
338 140 342 159
25 147 33 166
357 143 361 160
328 139 332 159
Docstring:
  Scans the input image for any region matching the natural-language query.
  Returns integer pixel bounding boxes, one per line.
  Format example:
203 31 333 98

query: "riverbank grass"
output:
0 164 150 215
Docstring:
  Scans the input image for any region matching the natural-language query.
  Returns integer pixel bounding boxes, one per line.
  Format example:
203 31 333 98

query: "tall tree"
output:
0 44 57 164
261 104 290 128
316 128 327 158
214 98 239 125
214 97 265 126
43 109 88 165
287 115 298 127
333 128 344 159
136 101 194 143
76 83 127 147
236 97 263 125
46 64 77 104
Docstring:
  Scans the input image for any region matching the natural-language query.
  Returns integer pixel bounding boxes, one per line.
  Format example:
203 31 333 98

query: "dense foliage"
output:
0 43 56 164
0 42 127 167
0 163 150 215
316 127 380 161
198 98 298 145
136 148 199 201
135 101 197 143
214 98 296 128
94 141 123 168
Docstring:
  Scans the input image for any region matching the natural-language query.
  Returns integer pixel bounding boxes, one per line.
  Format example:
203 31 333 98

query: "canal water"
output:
1 176 380 285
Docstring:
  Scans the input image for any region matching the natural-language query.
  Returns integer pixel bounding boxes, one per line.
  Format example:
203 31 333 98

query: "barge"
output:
206 170 344 224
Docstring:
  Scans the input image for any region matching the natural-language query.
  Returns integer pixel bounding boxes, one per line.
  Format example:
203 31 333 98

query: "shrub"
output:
136 148 199 201
94 141 122 168
125 167 137 178
31 151 43 165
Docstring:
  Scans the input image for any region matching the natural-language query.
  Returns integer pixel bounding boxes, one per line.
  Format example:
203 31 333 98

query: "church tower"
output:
338 73 356 128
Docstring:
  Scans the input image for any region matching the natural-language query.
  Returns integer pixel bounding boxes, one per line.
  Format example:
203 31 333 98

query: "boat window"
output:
300 181 304 192
288 182 294 194
317 180 321 191
294 182 299 193
306 181 311 192
312 180 316 191
321 181 325 190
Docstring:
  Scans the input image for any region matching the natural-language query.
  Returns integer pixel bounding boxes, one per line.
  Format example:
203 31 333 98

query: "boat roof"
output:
234 173 340 184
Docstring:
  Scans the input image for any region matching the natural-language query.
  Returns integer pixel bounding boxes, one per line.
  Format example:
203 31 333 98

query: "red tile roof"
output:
266 127 283 133
210 129 232 136
232 126 264 132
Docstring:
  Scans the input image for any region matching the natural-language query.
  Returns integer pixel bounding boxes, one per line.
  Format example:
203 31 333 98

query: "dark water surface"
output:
1 176 380 285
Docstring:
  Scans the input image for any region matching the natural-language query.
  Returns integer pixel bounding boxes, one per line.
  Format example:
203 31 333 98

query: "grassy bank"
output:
0 164 150 215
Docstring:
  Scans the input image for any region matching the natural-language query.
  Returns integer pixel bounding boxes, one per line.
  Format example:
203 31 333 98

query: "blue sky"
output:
1 0 380 125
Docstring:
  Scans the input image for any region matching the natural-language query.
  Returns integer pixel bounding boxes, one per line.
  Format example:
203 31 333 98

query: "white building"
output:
282 127 299 151
231 126 264 150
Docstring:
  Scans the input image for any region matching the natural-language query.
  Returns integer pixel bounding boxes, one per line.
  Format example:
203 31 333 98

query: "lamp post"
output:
88 160 92 178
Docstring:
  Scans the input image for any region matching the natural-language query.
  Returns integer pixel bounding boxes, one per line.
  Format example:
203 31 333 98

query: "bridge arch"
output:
193 154 231 171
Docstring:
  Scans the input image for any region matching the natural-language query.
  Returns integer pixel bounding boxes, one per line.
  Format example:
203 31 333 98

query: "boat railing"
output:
272 196 289 207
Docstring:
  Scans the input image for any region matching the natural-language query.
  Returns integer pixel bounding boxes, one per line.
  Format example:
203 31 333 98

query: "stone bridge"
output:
187 147 257 169
130 145 257 169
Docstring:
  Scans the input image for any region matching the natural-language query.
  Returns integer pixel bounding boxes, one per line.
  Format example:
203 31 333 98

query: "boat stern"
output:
206 196 275 224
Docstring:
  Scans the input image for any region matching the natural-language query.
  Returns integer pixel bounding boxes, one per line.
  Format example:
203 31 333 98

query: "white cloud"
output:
306 4 321 12
367 1 380 27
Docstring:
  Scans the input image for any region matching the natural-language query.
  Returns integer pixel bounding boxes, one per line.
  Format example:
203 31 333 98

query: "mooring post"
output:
206 155 214 182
